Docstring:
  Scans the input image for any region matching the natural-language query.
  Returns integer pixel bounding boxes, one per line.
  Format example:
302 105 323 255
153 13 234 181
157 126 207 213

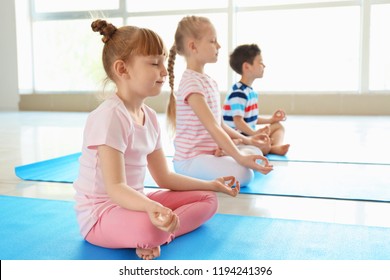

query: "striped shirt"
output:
222 82 259 131
174 69 221 161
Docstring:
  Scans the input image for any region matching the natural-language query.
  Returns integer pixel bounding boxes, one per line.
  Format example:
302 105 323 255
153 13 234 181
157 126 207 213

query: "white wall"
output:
0 0 19 111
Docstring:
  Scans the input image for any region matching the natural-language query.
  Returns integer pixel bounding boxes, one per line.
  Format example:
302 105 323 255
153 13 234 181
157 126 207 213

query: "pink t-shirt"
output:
73 94 162 237
174 69 221 161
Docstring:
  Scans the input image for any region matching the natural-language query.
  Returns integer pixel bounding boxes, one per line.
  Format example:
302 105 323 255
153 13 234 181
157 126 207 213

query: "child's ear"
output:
242 61 250 72
188 40 197 53
113 60 130 79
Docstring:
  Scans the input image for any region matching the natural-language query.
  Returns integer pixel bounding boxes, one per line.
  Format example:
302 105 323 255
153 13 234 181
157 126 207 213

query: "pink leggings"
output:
85 190 218 249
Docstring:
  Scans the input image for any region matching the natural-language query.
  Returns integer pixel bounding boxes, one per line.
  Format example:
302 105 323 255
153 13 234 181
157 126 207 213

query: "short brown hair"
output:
229 44 261 75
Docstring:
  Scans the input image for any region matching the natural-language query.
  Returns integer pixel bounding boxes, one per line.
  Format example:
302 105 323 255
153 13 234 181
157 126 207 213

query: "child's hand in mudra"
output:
249 133 271 152
238 154 273 175
272 109 287 122
213 176 240 196
148 203 180 233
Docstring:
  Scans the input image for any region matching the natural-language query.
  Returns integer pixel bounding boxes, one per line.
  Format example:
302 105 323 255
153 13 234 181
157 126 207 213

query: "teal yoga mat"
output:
14 152 156 186
15 153 81 183
268 116 390 165
14 153 390 202
242 161 390 202
267 153 390 165
1 195 389 260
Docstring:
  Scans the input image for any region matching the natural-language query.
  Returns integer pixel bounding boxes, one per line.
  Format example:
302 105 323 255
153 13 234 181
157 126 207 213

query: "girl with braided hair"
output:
73 19 240 260
166 16 273 187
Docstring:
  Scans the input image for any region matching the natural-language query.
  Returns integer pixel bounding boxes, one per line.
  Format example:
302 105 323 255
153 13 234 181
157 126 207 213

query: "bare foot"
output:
136 246 161 260
270 144 290 156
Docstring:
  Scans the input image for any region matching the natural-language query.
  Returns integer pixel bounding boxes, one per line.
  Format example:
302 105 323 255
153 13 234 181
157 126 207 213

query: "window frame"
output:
19 0 390 94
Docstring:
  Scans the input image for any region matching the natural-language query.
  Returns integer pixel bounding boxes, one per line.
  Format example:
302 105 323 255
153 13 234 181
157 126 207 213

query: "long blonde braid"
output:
166 16 212 135
166 44 177 134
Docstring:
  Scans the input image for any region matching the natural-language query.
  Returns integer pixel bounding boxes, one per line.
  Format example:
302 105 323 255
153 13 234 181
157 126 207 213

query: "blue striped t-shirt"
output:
222 82 258 131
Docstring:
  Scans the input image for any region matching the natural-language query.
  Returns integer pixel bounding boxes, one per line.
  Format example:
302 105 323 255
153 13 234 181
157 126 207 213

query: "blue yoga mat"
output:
242 161 390 202
15 153 390 202
14 152 156 186
15 153 82 183
267 152 390 165
1 195 389 260
269 116 390 165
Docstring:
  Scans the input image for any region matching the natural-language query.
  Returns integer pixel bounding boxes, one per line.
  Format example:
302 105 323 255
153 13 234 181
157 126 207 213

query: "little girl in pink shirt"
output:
73 19 240 260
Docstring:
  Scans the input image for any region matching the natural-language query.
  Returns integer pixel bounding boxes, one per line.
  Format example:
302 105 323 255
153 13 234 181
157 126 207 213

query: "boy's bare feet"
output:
270 144 290 156
136 246 161 260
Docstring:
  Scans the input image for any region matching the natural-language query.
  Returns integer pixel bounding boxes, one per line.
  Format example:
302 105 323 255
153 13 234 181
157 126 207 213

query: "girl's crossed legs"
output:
174 145 262 187
85 189 217 258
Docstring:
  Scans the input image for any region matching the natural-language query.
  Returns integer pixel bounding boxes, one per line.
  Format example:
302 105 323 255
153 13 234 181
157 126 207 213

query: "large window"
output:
15 0 390 94
236 6 359 91
370 3 390 90
31 19 109 92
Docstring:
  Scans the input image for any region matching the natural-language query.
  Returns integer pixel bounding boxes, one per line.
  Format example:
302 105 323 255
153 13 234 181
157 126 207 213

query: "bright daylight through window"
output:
15 0 390 94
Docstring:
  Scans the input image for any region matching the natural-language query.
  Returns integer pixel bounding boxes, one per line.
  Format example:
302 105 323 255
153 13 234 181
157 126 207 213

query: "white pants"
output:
173 145 262 187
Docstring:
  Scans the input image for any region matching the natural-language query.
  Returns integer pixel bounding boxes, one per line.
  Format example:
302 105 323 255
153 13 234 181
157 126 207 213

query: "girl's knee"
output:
196 190 218 215
205 190 217 201
238 144 263 156
236 168 254 187
206 191 218 213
